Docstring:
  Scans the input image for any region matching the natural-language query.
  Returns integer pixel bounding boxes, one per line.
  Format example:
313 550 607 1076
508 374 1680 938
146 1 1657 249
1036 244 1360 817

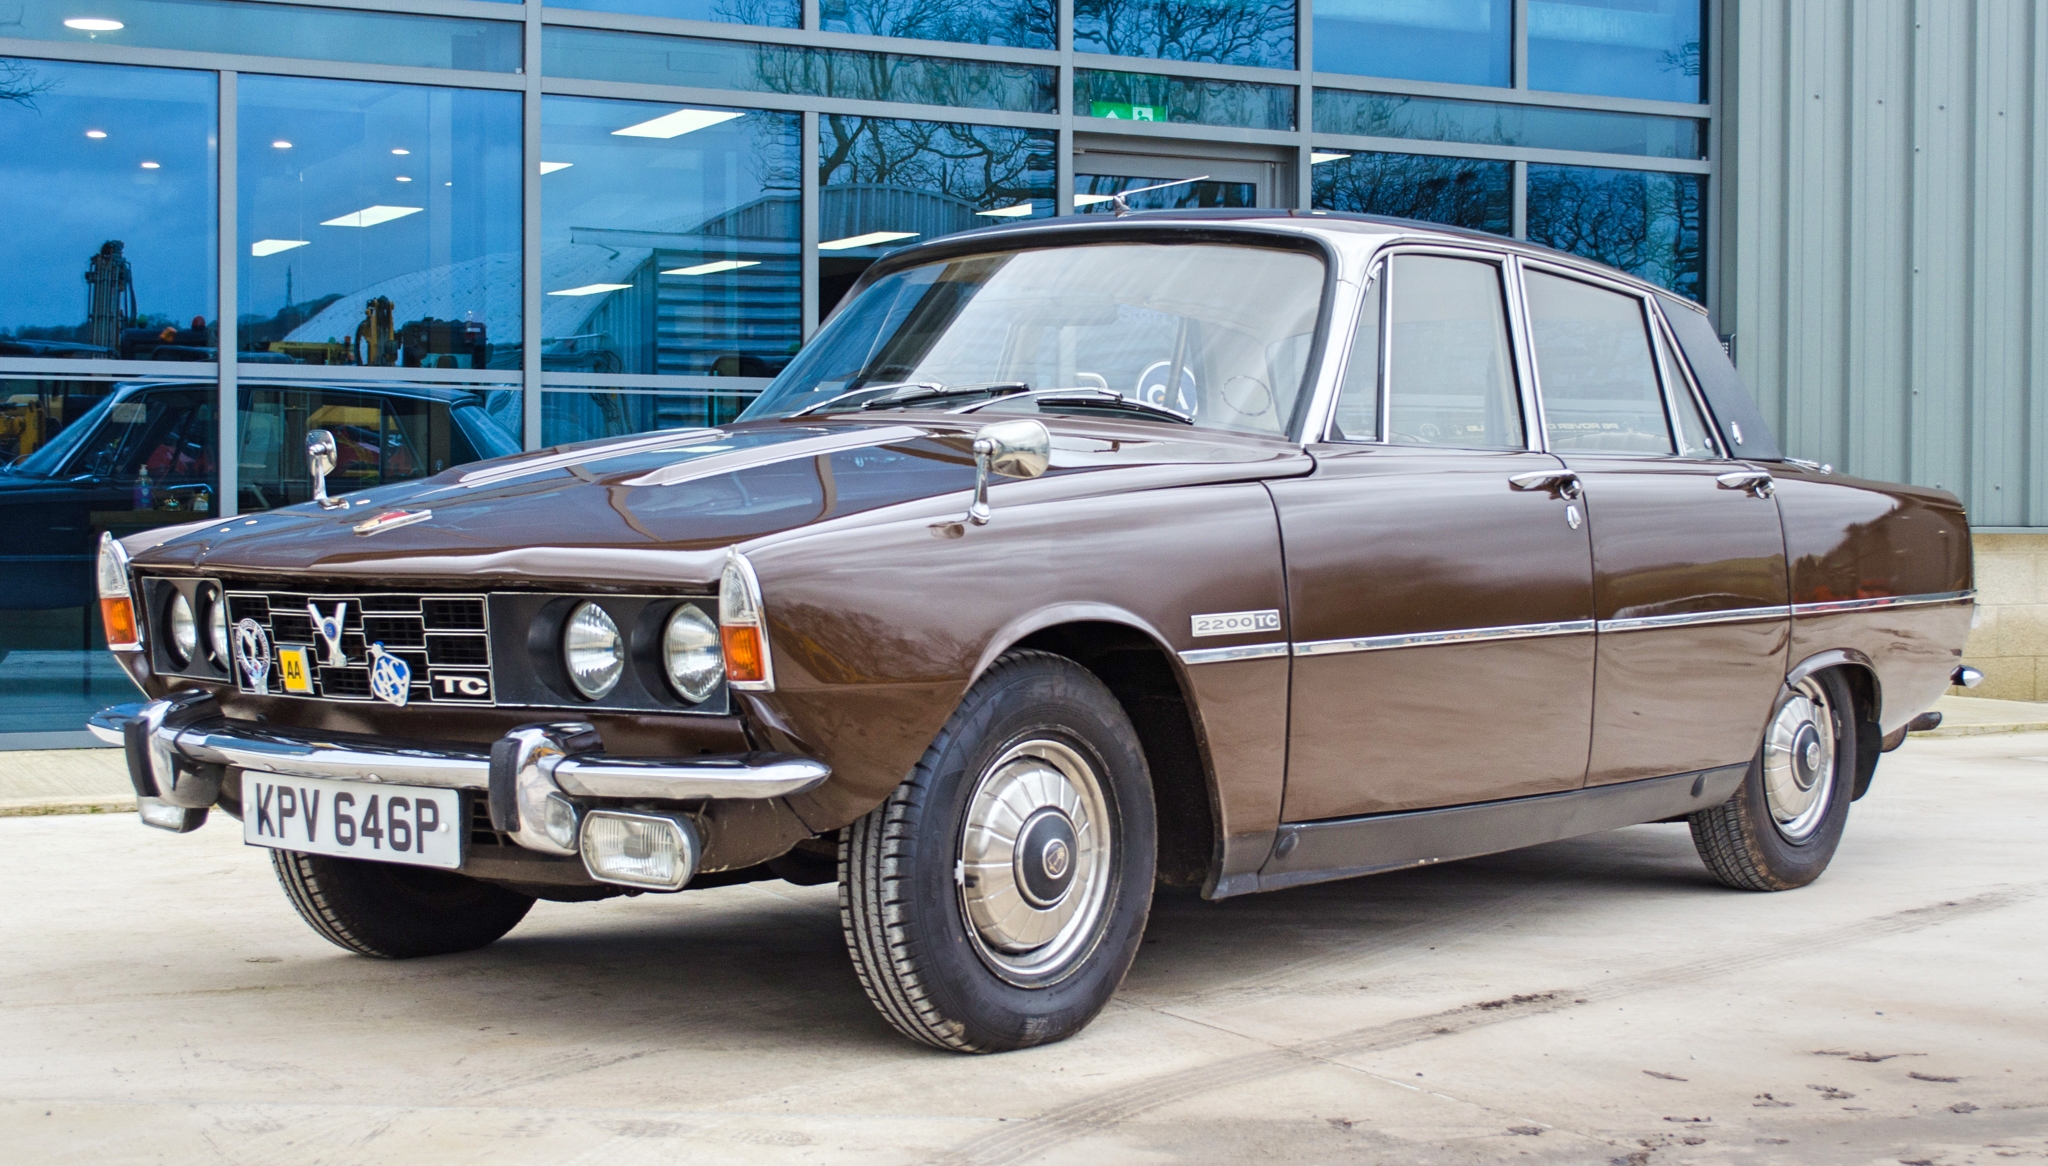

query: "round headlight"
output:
168 591 197 666
663 604 723 703
205 588 230 665
562 601 623 699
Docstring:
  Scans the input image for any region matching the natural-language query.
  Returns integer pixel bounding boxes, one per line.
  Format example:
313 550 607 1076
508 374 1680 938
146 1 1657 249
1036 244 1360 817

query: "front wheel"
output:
839 651 1156 1052
272 849 536 958
1689 670 1858 891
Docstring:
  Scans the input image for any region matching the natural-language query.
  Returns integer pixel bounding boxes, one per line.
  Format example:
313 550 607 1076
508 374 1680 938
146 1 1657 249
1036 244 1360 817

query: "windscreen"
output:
743 242 1328 438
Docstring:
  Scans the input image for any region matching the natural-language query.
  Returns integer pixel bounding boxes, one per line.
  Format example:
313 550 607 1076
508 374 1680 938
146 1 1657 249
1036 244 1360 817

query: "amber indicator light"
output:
101 596 138 647
721 625 765 684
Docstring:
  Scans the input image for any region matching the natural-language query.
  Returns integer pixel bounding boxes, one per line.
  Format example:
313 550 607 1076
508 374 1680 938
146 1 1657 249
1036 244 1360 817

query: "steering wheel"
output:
1134 361 1199 418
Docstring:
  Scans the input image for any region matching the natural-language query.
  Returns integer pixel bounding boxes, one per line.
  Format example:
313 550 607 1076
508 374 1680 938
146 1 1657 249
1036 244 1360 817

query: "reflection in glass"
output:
821 0 1055 48
1313 0 1510 88
542 98 801 378
1529 0 1703 104
1523 270 1673 454
237 77 523 370
8 0 522 72
818 117 1055 314
1386 255 1522 449
544 27 1056 114
1526 164 1703 301
1076 70 1295 132
1073 0 1294 68
0 59 215 359
1311 151 1510 234
542 387 762 446
1073 174 1255 214
1313 89 1702 159
236 382 520 512
547 0 799 28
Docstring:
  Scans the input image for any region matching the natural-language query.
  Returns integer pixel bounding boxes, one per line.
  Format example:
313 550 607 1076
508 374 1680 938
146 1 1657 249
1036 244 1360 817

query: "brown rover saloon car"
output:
92 211 1975 1053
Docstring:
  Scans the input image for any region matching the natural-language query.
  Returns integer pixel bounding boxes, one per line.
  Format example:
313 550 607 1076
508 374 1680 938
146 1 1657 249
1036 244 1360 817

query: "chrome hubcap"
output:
1763 678 1836 842
958 738 1112 983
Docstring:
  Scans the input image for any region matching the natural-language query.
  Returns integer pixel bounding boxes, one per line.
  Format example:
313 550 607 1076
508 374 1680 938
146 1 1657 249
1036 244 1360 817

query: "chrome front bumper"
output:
90 692 830 855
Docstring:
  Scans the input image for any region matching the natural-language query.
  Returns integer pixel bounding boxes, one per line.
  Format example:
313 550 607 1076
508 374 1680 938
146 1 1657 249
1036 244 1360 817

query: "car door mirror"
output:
966 419 1051 525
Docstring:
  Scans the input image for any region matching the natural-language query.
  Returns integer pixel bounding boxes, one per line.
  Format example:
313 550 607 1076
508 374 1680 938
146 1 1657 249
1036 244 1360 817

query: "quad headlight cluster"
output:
559 599 727 704
157 579 231 673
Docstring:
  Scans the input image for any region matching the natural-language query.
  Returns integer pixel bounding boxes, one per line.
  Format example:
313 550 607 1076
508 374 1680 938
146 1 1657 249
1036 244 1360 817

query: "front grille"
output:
224 589 495 706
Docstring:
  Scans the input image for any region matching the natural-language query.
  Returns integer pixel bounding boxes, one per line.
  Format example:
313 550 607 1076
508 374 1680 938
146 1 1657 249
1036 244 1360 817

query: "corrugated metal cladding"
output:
1721 0 2048 527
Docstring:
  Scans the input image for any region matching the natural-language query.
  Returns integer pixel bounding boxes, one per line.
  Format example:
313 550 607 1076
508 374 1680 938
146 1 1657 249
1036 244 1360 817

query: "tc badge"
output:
366 642 412 707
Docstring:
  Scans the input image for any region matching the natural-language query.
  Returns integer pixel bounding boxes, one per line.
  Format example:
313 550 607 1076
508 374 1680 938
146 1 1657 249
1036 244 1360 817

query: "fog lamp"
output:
579 809 700 890
138 797 207 833
542 792 579 851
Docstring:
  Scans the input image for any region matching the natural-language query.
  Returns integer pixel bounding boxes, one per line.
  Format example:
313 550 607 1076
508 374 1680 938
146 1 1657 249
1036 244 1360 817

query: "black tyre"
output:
840 650 1157 1052
271 849 536 958
1690 670 1858 891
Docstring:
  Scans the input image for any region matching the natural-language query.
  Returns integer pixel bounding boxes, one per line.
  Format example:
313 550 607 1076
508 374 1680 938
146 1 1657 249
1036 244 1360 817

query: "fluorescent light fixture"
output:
538 161 573 174
271 139 292 149
251 239 310 257
1073 193 1115 207
85 129 106 139
548 283 633 297
394 176 412 182
64 17 122 30
321 205 422 228
612 108 744 139
975 204 1036 218
662 259 760 276
1311 151 1352 164
139 161 159 169
818 230 918 251
391 148 410 155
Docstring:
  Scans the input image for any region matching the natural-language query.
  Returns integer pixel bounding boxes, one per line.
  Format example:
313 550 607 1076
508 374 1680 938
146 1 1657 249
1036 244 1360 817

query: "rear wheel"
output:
840 651 1156 1052
1690 671 1857 891
271 849 536 958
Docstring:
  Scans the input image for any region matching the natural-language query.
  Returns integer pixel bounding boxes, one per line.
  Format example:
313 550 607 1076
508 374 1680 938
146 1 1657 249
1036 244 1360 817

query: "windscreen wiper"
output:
956 387 1194 425
790 381 1031 416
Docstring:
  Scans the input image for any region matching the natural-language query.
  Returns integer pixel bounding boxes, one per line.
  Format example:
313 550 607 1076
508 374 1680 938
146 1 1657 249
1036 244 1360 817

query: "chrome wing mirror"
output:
966 419 1050 525
307 428 344 509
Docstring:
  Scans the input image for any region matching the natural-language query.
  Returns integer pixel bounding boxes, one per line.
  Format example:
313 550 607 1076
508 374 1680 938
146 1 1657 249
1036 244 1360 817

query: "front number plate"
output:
243 774 464 870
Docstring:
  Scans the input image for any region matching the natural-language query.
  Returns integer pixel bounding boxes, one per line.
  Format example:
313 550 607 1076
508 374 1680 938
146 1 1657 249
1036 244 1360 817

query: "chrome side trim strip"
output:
1178 642 1291 666
1596 605 1790 634
1792 590 1976 616
1292 620 1596 657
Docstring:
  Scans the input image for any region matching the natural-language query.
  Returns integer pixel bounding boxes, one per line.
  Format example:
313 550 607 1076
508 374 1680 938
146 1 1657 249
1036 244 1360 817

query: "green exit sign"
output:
1090 101 1164 122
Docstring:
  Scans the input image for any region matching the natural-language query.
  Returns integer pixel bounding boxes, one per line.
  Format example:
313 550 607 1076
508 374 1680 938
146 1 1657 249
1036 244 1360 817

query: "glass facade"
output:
0 0 1714 746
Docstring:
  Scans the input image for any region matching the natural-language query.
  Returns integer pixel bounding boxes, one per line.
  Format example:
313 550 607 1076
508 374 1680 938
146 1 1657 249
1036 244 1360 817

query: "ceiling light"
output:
662 259 760 276
394 175 412 182
320 205 423 227
64 17 123 30
271 139 292 148
818 230 918 251
538 161 572 174
251 239 310 257
975 204 1036 218
85 129 106 139
1073 193 1115 207
548 283 633 297
612 108 744 139
391 148 410 155
1311 151 1351 164
139 161 159 169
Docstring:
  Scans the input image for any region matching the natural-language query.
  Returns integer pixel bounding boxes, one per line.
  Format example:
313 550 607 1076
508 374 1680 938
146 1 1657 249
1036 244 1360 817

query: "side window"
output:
72 388 217 485
1656 325 1722 459
1329 271 1381 441
1525 271 1675 455
1386 255 1524 449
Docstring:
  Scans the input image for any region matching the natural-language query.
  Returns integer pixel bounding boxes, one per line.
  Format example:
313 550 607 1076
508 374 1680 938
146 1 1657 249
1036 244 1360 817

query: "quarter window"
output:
1329 270 1380 442
1385 255 1523 449
1524 270 1675 455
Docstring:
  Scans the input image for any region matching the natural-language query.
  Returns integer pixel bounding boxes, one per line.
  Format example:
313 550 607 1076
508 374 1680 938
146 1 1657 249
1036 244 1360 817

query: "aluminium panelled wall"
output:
1720 0 2048 529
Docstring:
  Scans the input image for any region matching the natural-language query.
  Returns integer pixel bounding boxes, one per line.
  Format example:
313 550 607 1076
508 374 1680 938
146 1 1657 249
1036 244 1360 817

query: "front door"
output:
1519 262 1790 785
1273 250 1598 824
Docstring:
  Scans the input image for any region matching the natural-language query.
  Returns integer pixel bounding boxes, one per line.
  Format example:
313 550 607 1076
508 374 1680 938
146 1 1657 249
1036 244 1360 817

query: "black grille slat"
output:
426 634 490 666
361 616 427 648
360 595 421 613
319 667 371 698
270 614 316 643
422 598 486 630
221 587 493 706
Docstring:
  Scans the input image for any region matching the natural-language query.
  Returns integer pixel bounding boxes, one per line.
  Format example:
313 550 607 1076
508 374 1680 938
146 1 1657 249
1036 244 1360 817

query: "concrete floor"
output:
1 733 2042 1166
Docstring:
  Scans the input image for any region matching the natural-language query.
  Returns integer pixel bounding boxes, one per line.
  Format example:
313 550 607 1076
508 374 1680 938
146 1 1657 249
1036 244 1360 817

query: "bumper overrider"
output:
88 689 829 890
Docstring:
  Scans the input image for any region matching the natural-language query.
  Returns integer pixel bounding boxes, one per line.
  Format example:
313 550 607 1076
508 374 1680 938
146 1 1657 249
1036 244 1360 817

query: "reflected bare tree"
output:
819 115 1054 210
2 58 53 108
1314 153 1512 234
1074 0 1295 68
1527 165 1703 300
744 41 1052 113
819 0 1055 49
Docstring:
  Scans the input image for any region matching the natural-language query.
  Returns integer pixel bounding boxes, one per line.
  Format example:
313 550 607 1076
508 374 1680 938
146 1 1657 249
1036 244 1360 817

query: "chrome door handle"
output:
1716 469 1775 498
1509 469 1583 499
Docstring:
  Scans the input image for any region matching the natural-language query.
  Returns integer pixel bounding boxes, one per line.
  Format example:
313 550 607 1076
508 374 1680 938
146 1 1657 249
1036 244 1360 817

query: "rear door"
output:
1518 261 1789 784
1272 248 1598 822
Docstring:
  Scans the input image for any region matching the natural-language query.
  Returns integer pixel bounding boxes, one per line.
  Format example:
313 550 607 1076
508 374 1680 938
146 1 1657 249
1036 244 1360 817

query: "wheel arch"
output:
1003 618 1221 891
1787 649 1883 800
